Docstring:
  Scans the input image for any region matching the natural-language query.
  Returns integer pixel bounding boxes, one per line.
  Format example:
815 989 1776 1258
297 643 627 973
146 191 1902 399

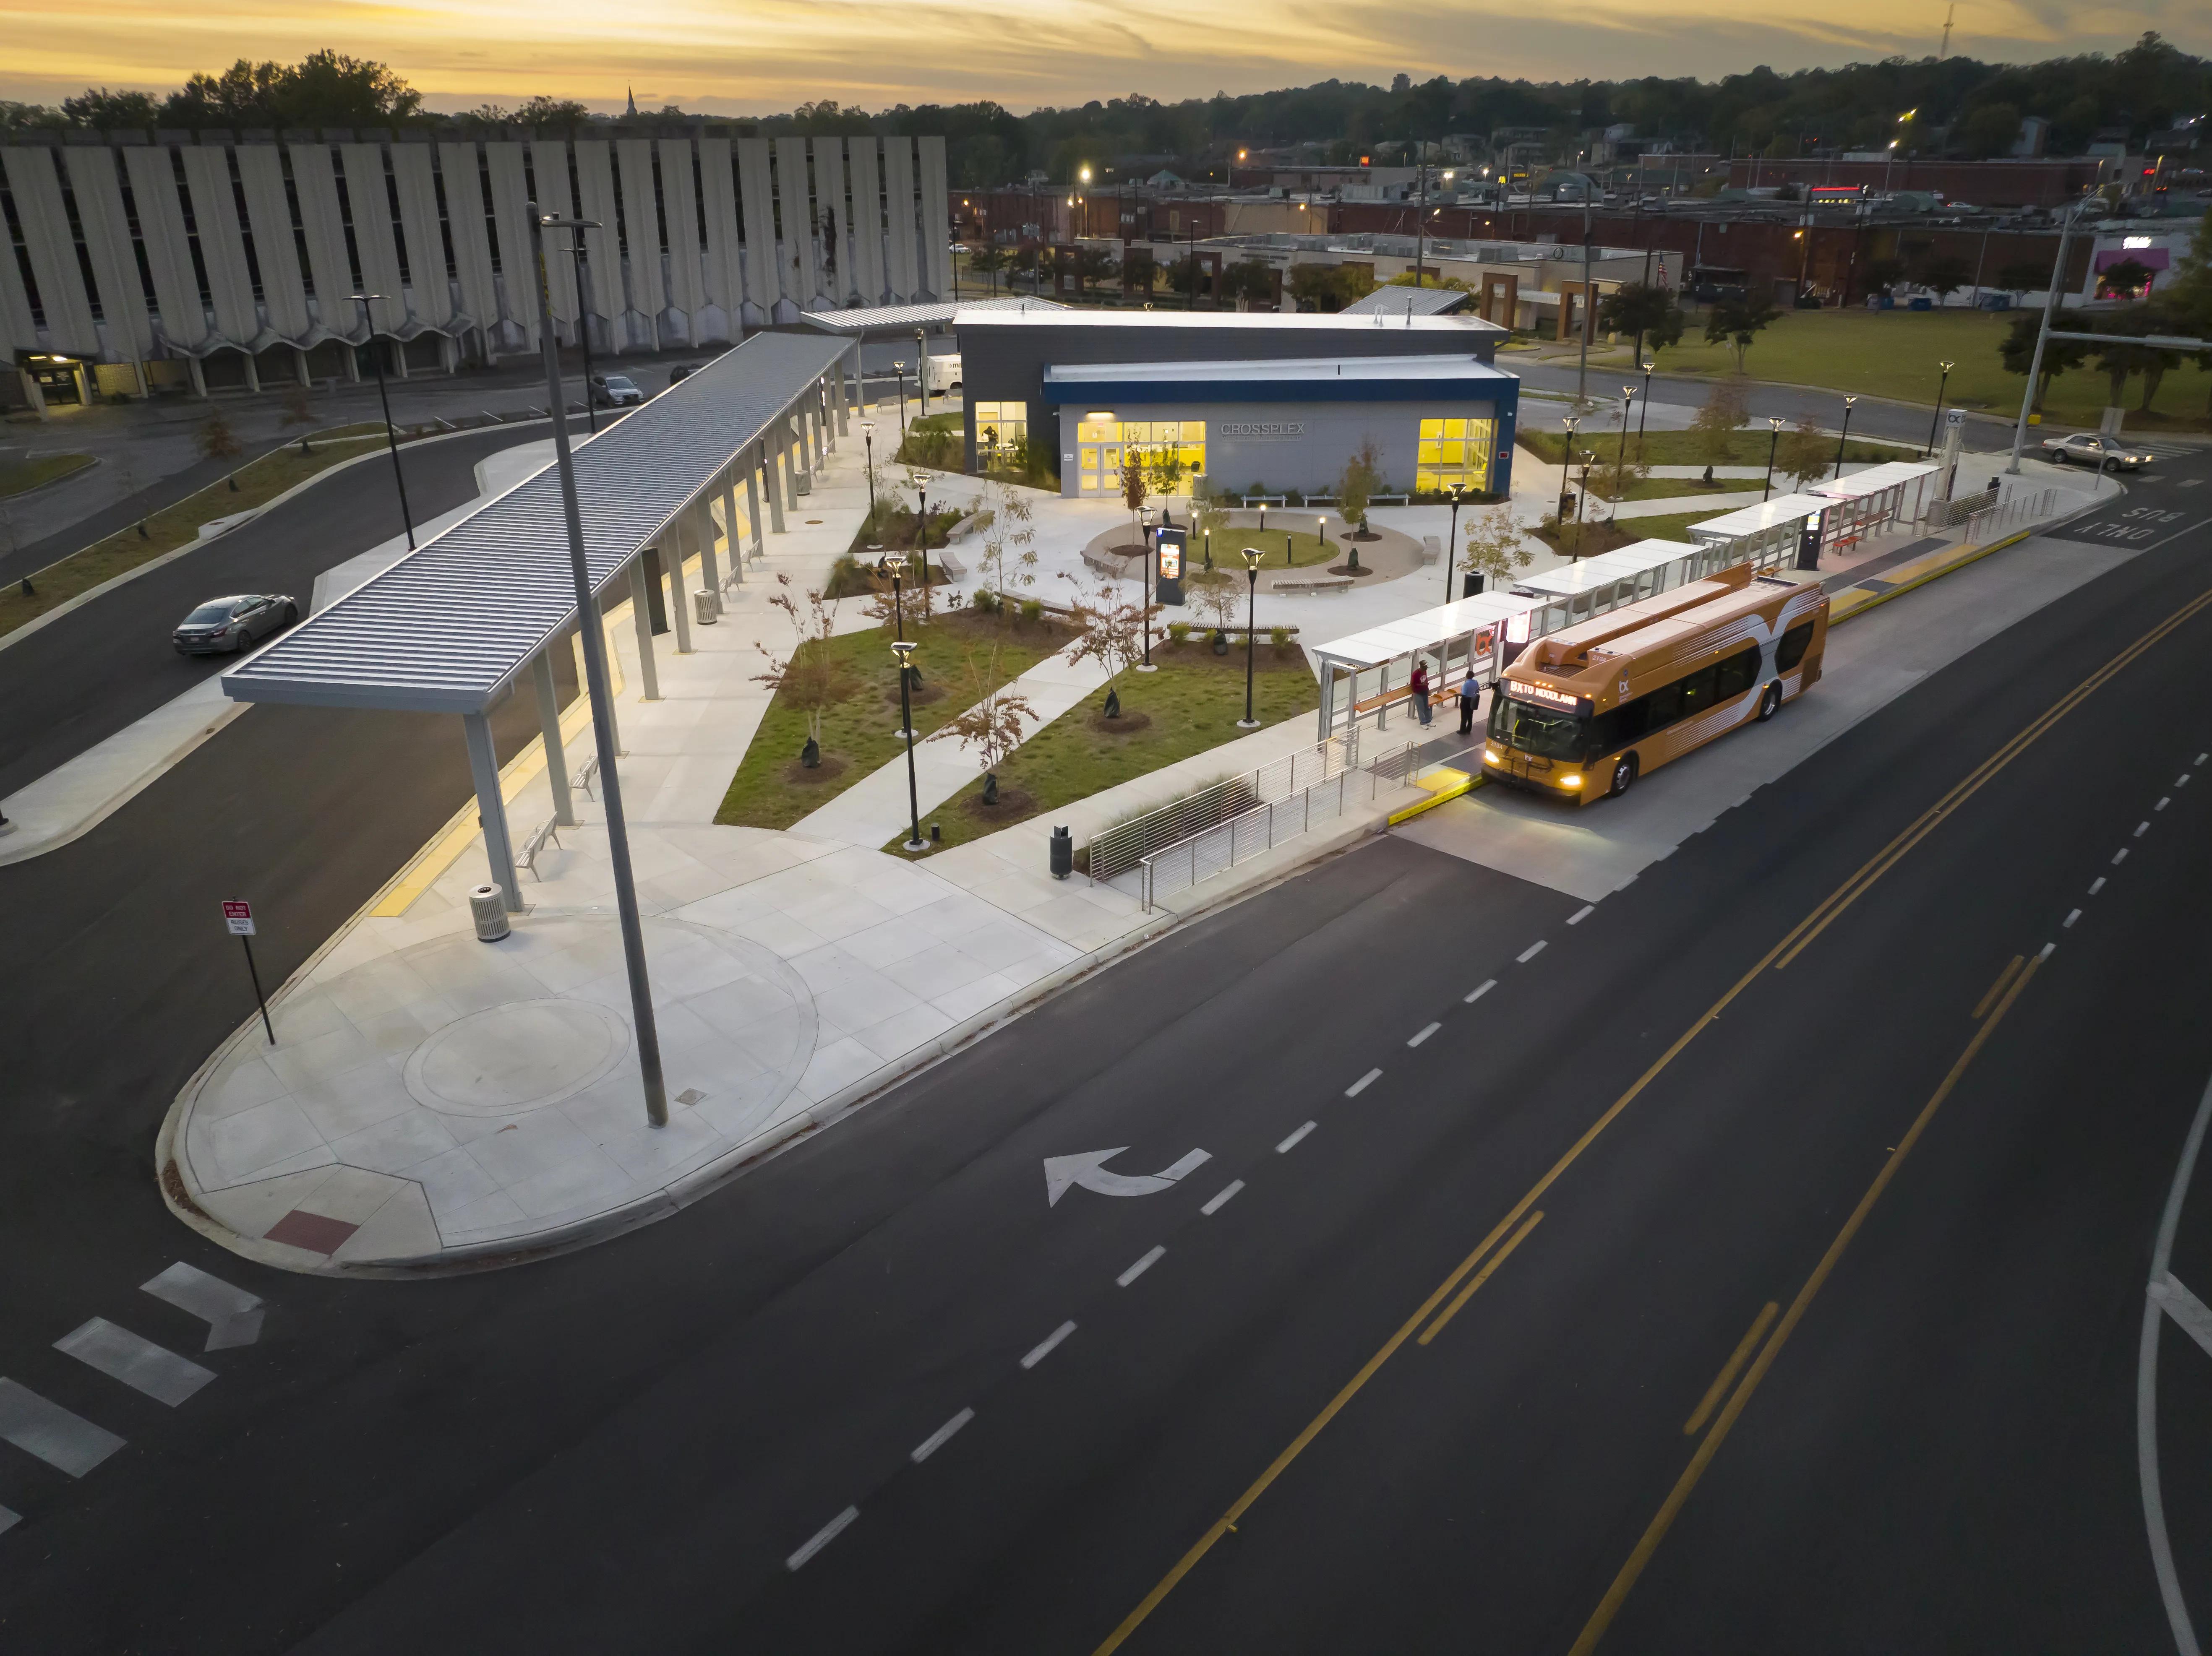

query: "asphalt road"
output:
0 423 553 804
0 455 2209 1653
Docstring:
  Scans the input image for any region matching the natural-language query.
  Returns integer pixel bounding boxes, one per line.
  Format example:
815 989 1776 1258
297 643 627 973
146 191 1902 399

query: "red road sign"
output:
222 900 255 936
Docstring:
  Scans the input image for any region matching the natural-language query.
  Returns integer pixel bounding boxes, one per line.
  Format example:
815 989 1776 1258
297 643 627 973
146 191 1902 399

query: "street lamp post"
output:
893 361 908 432
1444 483 1463 604
1572 452 1594 558
1238 547 1264 728
1636 360 1655 457
892 640 925 851
1615 385 1637 503
1832 394 1858 482
914 327 929 419
1925 361 1955 456
1763 415 1784 501
913 483 930 588
1137 507 1156 670
1557 414 1580 521
861 421 876 519
347 294 415 549
524 203 667 1129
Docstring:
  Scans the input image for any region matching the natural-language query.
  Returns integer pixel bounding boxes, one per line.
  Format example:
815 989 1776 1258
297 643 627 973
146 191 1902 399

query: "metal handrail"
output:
1089 730 1360 883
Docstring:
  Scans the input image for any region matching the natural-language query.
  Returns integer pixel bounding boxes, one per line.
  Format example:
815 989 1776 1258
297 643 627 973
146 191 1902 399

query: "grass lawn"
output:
1518 427 1908 469
0 451 97 498
0 424 388 642
889 641 1320 854
713 609 1061 830
1536 508 1713 559
1607 475 1763 502
1634 307 2212 432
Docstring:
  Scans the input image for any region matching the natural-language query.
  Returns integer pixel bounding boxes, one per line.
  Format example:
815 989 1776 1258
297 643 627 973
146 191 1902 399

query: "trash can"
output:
693 588 719 626
1049 825 1073 880
793 469 812 495
469 883 511 942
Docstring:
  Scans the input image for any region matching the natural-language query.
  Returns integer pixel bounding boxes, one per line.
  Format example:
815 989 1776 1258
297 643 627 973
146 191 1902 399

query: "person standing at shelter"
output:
1409 660 1433 726
1459 669 1480 734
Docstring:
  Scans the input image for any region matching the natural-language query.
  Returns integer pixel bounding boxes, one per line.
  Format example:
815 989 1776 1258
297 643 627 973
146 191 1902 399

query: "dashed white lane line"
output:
1346 1068 1382 1097
2198 753 2208 767
2157 797 2171 811
1277 1121 1317 1153
2135 821 2151 838
1517 940 1548 963
787 1506 860 1571
54 1318 213 1407
2114 849 2131 866
2065 909 2083 928
2179 774 2194 788
1020 1321 1077 1370
2038 941 2058 962
1464 979 1497 1004
0 1379 124 1477
1201 1181 1244 1216
1567 904 1595 925
1408 1022 1440 1048
2091 877 2108 895
910 1408 974 1464
1118 1246 1166 1287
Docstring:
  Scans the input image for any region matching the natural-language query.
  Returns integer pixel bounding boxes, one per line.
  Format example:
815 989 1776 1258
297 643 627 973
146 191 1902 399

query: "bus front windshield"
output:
1489 697 1588 761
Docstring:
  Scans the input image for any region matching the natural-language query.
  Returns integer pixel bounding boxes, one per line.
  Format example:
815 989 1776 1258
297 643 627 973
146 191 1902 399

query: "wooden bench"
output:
518 816 562 880
1273 574 1356 593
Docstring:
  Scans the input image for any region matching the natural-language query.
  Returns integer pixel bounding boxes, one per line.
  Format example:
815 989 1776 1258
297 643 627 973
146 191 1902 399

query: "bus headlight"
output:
1483 747 1501 766
1559 773 1583 789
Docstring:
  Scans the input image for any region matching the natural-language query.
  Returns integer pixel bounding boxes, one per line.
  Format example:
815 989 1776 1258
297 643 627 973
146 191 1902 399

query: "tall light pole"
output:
1925 360 1955 456
861 420 876 519
1763 415 1784 501
2009 188 2101 474
893 360 908 432
914 327 930 419
892 639 925 852
347 294 414 549
525 204 667 1129
1615 386 1637 505
1137 506 1156 670
1444 483 1464 604
1238 546 1263 728
570 236 599 434
1831 394 1858 482
1636 360 1655 458
913 481 931 588
1558 414 1580 521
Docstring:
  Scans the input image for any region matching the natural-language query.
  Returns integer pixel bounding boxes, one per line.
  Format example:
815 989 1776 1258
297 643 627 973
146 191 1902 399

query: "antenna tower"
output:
1938 4 1955 58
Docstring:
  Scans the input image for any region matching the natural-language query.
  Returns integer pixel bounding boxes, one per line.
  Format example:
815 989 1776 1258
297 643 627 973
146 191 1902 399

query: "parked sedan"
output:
173 593 298 655
590 373 645 408
2040 432 2155 471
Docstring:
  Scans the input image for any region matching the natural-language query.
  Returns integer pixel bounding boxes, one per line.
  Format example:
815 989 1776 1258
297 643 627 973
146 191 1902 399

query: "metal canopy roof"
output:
1311 591 1542 671
1687 492 1831 543
223 329 850 716
1514 539 1713 597
1808 460 1940 500
801 297 1061 334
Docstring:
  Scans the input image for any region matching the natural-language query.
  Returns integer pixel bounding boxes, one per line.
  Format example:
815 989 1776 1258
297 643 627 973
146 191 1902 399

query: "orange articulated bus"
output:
1482 563 1830 804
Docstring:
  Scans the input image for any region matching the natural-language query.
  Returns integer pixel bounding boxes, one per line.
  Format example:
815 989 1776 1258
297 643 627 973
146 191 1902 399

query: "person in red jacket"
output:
1409 660 1433 726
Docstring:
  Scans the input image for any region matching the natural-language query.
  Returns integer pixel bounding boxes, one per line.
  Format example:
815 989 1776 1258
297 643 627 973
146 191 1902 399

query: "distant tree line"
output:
4 34 2204 191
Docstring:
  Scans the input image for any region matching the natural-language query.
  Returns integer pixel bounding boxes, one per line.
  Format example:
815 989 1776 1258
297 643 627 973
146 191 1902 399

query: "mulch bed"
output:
884 681 947 707
960 785 1038 821
1325 562 1378 577
1089 710 1154 735
783 755 851 785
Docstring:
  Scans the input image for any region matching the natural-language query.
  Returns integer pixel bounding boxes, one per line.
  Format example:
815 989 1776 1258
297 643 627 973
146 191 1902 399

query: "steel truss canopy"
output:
223 330 850 716
800 296 1063 335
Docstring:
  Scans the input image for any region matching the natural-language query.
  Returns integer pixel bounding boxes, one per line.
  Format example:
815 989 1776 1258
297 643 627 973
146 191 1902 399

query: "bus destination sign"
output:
1509 681 1592 715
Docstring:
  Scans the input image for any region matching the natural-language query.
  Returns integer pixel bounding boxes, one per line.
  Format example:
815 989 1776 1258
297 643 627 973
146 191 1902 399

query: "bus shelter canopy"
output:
222 330 851 716
1809 460 1939 501
1688 493 1831 544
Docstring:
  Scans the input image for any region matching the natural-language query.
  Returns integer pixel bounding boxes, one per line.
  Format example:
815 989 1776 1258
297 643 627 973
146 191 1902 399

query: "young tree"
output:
1860 257 1906 296
967 243 1008 297
1121 447 1148 552
1597 282 1685 360
1689 378 1750 468
1702 294 1781 372
1337 437 1383 534
944 643 1038 800
196 406 244 463
976 479 1037 604
1059 571 1154 718
1070 245 1118 294
1187 564 1245 638
1774 413 1831 489
280 382 313 426
1460 505 1534 591
1920 256 1971 304
1121 247 1155 297
753 575 860 768
2000 311 2088 411
1221 259 1276 308
2096 258 2155 301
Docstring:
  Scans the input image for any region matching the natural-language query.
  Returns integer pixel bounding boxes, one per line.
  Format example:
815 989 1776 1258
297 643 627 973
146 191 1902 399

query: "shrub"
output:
971 587 1002 614
1270 625 1292 649
1019 597 1044 623
1167 621 1192 644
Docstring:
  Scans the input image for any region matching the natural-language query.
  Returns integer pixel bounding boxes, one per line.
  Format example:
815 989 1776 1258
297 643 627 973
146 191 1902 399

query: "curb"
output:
1826 490 2112 628
157 790 1407 1278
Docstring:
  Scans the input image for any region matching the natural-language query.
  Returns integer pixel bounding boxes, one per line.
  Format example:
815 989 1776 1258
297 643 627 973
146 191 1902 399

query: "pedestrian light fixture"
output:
1239 547 1265 729
1925 362 1955 457
1833 394 1859 482
861 420 876 516
1764 416 1785 501
892 640 925 852
346 294 415 549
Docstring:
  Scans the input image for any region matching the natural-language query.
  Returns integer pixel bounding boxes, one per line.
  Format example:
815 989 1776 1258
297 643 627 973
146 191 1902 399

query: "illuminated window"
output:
973 400 1028 458
1416 415 1497 495
1072 416 1205 495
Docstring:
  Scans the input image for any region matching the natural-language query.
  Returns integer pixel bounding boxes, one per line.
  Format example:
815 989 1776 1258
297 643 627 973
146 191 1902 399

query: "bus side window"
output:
1643 679 1685 729
1677 662 1720 720
1776 620 1816 673
1714 644 1761 701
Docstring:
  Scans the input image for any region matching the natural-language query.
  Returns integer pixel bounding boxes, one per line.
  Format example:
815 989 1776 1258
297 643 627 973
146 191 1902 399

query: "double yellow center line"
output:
1093 579 2212 1656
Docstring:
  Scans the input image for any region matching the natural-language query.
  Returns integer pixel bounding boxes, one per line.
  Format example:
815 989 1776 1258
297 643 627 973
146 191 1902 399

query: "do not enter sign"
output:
222 900 255 936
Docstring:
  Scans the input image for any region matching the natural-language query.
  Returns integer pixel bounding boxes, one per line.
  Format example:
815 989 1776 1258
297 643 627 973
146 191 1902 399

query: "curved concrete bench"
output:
1272 573 1357 593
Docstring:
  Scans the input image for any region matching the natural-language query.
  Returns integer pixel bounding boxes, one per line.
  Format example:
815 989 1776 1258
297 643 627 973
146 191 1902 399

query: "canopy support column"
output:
756 440 782 535
629 562 663 701
665 536 694 654
533 650 575 827
462 712 523 912
722 474 746 586
834 353 851 435
696 499 721 595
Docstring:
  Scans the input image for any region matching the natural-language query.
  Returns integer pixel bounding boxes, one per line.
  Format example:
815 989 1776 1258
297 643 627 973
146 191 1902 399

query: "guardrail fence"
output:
1088 731 1364 883
1963 486 2060 547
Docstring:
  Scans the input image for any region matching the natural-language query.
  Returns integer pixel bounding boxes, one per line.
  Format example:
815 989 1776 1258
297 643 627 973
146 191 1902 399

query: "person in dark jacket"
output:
1458 669 1481 734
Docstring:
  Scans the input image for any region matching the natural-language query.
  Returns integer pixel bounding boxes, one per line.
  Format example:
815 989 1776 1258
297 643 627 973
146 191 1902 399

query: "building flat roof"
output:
1043 352 1516 404
957 305 1505 338
1341 286 1473 317
222 330 850 716
802 297 1062 334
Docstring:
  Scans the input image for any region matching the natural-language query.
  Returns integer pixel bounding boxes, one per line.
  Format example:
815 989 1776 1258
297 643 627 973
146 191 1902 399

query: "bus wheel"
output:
1755 682 1783 722
1609 755 1637 797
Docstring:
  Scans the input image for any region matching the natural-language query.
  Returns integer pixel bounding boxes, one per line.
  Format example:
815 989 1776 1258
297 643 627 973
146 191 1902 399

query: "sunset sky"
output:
4 0 2207 115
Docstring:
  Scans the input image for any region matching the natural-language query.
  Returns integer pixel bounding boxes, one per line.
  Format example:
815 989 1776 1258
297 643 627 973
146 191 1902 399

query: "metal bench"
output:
573 751 601 799
518 815 561 879
1274 574 1357 593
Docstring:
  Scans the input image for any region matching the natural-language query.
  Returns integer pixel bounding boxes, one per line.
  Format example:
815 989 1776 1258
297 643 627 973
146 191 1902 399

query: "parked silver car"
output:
590 373 645 408
173 593 298 655
2040 432 2155 471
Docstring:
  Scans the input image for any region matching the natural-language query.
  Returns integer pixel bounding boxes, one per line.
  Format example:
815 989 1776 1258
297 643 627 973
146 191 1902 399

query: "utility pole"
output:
2008 190 2097 474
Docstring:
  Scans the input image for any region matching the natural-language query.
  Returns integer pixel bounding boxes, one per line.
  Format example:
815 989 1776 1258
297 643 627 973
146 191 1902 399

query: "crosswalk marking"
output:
0 1378 125 1477
141 1262 263 1351
55 1319 215 1407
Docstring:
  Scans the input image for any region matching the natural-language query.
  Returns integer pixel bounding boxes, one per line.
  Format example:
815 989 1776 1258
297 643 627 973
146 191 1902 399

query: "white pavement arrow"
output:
1044 1147 1211 1208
